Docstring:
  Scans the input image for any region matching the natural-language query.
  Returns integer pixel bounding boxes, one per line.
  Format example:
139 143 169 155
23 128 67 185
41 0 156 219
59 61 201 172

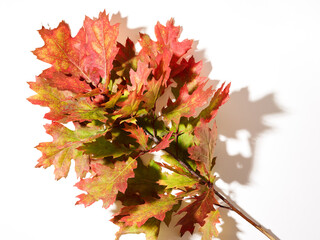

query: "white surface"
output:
1 0 320 239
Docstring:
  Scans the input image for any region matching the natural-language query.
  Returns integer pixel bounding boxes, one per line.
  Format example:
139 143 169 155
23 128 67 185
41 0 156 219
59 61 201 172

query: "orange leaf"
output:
154 19 192 60
33 21 91 83
128 61 152 93
39 67 92 94
150 132 173 153
199 82 231 123
123 123 149 151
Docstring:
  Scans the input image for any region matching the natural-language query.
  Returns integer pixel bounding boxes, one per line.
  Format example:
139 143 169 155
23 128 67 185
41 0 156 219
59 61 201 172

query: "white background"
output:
1 0 320 239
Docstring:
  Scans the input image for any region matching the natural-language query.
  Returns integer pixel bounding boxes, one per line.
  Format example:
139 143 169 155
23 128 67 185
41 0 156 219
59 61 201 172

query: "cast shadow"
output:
110 12 144 45
215 88 282 185
215 185 280 240
191 40 213 78
213 88 282 240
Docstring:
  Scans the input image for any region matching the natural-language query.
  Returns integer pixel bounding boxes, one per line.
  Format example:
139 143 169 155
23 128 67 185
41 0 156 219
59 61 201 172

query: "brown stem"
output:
143 128 275 240
151 112 157 139
214 190 276 240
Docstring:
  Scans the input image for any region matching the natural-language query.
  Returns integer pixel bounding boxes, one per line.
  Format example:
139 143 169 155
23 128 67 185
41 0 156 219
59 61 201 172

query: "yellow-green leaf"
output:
114 218 160 240
119 194 178 227
79 136 131 159
35 122 105 180
158 172 198 189
75 157 137 209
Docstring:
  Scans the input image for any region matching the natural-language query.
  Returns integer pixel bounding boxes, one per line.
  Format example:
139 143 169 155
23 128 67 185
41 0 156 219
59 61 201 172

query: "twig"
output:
214 190 276 240
143 127 276 240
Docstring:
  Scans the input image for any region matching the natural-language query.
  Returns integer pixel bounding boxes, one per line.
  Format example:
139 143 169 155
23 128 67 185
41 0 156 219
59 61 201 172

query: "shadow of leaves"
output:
215 88 283 185
213 88 282 239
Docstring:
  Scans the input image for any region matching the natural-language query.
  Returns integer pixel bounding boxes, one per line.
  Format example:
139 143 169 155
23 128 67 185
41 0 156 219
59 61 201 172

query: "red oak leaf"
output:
163 81 214 124
154 19 192 61
199 82 231 123
154 19 192 84
176 189 218 236
113 38 137 81
83 11 119 89
115 38 136 64
40 67 92 94
138 33 158 67
171 56 202 85
33 21 92 83
75 158 137 209
128 61 152 93
138 19 192 86
123 123 149 151
153 48 172 85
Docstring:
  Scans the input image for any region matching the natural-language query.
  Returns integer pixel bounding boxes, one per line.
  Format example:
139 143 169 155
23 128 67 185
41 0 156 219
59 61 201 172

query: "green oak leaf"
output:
79 136 131 159
119 194 179 227
158 172 198 189
113 217 160 240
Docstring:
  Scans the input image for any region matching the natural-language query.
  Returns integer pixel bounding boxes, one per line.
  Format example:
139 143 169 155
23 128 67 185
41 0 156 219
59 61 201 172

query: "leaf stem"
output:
213 203 231 210
143 127 276 240
143 128 204 183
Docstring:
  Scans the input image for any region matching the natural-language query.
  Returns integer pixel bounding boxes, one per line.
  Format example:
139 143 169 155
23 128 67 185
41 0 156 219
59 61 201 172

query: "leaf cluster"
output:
28 11 230 240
